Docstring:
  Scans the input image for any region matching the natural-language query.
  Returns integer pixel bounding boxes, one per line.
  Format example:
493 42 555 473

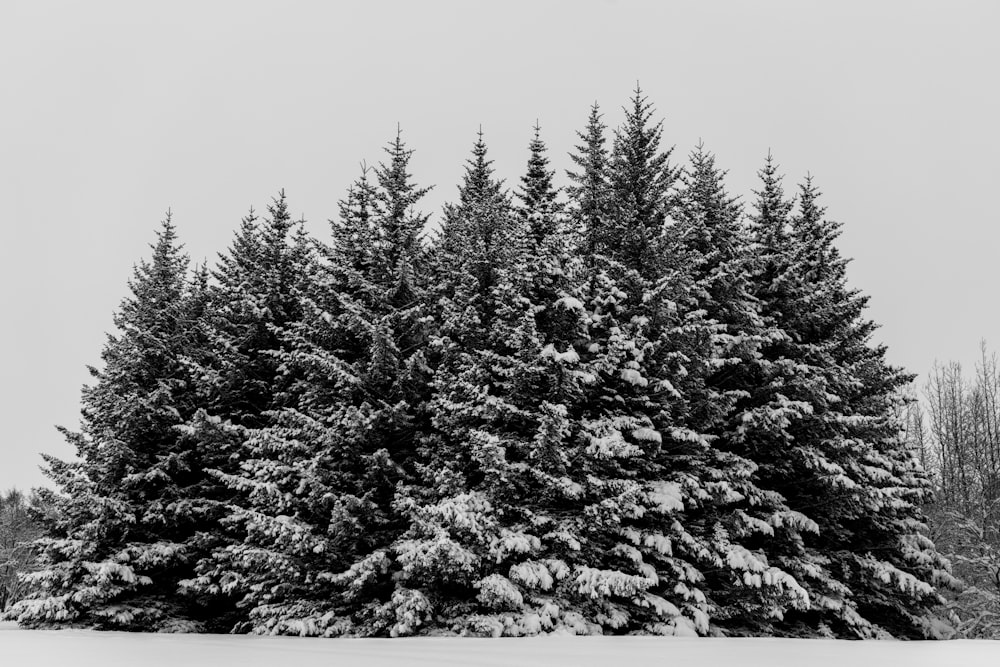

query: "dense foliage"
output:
4 90 957 638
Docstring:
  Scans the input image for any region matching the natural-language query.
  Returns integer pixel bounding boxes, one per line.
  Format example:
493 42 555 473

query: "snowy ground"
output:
3 622 998 667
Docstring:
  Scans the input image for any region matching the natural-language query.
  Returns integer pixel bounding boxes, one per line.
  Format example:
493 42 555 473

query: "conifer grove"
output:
4 90 959 638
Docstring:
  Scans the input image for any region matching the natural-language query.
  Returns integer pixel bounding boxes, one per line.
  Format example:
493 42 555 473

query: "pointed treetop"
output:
119 210 190 335
684 141 741 210
751 152 795 251
566 102 611 253
190 259 210 289
337 161 378 226
680 141 742 244
567 103 609 191
603 87 678 274
145 209 187 281
791 174 845 283
618 84 664 147
516 121 560 216
686 140 724 198
267 189 292 229
147 208 183 270
184 259 213 320
797 173 825 221
331 162 379 272
293 212 311 250
610 85 677 226
370 128 432 279
457 128 505 207
568 103 608 173
516 122 563 246
375 128 431 242
627 82 647 119
257 190 296 275
215 206 262 289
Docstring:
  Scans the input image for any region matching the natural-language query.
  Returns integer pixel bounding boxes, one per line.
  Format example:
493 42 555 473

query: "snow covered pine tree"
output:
743 165 955 637
182 133 437 636
7 215 219 631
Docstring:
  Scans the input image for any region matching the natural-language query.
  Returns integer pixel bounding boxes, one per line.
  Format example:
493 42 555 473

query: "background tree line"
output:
905 343 1000 637
0 489 45 613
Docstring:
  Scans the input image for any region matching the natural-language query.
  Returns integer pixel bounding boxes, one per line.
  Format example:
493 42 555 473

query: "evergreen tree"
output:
613 142 811 634
184 194 307 431
374 127 432 281
605 86 679 276
730 157 860 635
566 103 611 255
748 153 796 311
749 174 956 637
330 164 379 277
6 214 215 631
184 134 435 636
516 122 562 248
178 192 315 630
433 130 522 343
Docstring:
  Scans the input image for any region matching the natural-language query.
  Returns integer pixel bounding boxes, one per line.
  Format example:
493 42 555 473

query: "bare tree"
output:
0 488 43 612
918 342 1000 637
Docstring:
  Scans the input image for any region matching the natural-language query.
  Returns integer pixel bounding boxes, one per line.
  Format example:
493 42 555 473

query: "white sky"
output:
2 0 998 491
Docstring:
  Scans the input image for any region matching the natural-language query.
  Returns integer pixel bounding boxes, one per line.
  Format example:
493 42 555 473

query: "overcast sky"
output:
2 0 998 490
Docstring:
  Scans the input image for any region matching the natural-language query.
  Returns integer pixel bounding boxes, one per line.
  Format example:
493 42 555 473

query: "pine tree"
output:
566 103 611 255
606 85 679 277
516 122 562 247
374 127 432 280
184 134 436 636
433 130 523 343
624 143 813 634
748 153 796 313
378 131 535 635
330 164 379 277
751 175 957 637
7 214 213 631
177 192 316 630
182 194 307 433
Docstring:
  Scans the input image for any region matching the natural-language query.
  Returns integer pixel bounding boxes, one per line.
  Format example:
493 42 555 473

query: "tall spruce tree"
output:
432 130 522 342
745 172 956 637
567 103 611 255
183 134 435 636
720 156 845 636
7 215 215 631
381 131 531 635
330 164 379 277
185 193 307 430
606 86 679 277
374 127 432 281
178 192 315 631
662 144 817 634
516 122 562 248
